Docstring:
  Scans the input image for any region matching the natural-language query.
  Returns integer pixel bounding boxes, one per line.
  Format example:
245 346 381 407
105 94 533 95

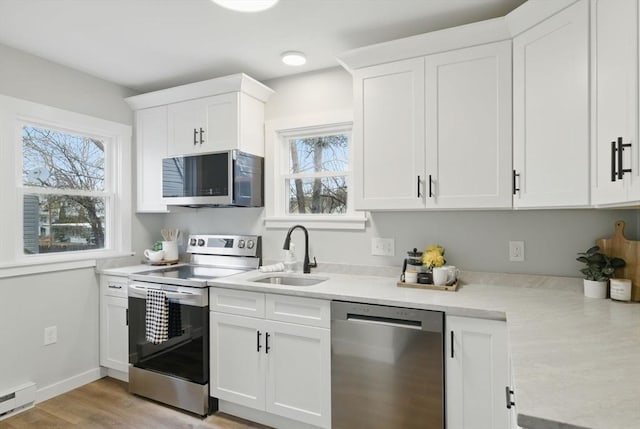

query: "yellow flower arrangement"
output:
422 245 446 269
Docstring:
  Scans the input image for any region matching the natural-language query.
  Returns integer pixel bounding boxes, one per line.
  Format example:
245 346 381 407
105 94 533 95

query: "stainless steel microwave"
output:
162 150 263 207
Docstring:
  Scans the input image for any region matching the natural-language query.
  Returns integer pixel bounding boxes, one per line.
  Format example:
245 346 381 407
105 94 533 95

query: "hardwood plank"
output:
0 377 272 429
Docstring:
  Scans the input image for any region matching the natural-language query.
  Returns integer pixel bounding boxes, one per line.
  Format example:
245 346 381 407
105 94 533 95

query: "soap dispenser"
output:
284 243 297 272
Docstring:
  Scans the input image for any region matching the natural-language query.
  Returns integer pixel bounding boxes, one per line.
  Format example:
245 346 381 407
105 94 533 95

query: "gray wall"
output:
165 67 639 278
0 42 163 398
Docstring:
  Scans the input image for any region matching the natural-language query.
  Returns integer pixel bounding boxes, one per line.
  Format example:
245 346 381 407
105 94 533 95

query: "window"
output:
0 94 132 268
286 129 349 215
22 125 107 255
264 111 366 230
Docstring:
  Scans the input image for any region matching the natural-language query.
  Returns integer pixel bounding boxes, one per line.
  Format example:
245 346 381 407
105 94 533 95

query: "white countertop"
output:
97 264 157 277
209 269 640 429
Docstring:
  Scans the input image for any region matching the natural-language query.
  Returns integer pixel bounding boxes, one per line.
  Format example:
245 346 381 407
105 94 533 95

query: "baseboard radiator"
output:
0 382 36 419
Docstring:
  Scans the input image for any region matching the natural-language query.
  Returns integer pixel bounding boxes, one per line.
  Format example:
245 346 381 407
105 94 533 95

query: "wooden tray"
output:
596 221 640 301
397 281 458 291
147 259 180 266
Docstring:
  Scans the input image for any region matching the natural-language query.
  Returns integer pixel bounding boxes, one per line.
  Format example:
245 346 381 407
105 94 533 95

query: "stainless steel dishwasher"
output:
331 301 444 429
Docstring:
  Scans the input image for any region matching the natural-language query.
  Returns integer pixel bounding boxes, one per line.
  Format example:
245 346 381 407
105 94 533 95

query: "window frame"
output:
264 111 366 230
0 94 133 270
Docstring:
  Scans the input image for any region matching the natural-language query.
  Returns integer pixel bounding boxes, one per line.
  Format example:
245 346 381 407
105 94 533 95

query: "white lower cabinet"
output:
99 275 129 375
210 288 331 429
446 315 511 429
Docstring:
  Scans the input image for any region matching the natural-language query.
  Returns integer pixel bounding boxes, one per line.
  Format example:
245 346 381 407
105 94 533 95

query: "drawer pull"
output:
108 284 123 289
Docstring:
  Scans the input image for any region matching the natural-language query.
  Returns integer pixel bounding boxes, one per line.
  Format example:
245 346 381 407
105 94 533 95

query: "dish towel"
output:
259 262 285 273
146 289 169 344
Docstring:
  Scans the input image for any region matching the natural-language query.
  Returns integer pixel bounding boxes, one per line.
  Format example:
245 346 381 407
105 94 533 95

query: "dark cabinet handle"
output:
126 309 129 326
256 331 262 352
512 170 520 195
199 127 205 144
617 137 632 180
450 331 454 358
193 128 198 145
265 332 271 354
505 386 515 409
611 140 618 182
428 174 433 198
108 284 122 289
417 175 421 198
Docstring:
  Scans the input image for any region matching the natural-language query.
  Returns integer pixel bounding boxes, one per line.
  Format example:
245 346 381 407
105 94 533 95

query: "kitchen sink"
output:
249 274 328 286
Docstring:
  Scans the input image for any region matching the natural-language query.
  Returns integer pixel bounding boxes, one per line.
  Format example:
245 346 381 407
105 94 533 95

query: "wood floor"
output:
0 377 272 429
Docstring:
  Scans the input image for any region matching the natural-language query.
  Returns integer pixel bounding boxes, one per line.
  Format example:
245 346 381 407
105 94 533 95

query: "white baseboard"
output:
35 367 103 404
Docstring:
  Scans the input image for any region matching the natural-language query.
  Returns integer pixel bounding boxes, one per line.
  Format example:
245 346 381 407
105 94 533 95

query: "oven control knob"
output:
197 239 205 246
238 240 245 248
189 238 197 246
247 240 255 249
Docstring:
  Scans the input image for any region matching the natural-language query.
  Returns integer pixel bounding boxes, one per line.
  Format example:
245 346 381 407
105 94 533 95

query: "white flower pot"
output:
583 279 608 299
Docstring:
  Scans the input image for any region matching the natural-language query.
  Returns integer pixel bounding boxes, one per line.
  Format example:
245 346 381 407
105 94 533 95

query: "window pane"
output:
288 133 348 174
23 194 106 255
22 126 105 191
287 176 347 214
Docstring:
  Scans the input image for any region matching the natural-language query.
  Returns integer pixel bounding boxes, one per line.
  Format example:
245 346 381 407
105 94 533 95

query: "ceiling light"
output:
211 0 279 12
281 51 307 66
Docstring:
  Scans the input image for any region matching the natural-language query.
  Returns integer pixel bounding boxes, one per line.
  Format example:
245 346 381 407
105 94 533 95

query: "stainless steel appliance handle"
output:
346 313 422 330
129 284 194 300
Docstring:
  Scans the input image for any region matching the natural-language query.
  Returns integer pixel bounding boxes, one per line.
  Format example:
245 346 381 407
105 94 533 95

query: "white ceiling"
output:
0 0 525 93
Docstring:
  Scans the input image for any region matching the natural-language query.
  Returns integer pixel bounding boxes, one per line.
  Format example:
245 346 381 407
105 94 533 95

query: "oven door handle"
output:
129 284 195 300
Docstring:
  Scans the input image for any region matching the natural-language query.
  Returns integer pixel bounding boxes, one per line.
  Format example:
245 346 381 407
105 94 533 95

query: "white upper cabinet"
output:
353 58 426 210
134 106 168 213
425 40 512 209
591 0 639 205
167 92 266 157
125 73 273 212
343 19 513 211
512 0 590 208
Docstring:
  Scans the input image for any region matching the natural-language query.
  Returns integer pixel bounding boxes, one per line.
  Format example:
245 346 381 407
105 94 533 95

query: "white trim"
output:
265 110 365 228
0 94 132 266
264 214 367 230
0 259 95 278
35 367 103 404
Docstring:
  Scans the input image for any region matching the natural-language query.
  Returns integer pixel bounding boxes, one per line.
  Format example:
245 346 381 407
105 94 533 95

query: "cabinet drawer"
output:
210 288 265 318
266 294 330 328
100 276 128 299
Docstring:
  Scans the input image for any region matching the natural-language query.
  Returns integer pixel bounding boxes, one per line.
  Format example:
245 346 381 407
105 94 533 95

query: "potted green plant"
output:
576 246 625 298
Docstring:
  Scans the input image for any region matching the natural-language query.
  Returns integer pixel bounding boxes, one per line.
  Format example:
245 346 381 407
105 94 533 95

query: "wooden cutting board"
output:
596 220 640 301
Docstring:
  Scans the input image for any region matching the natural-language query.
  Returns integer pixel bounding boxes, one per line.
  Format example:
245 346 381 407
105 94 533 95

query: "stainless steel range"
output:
127 234 261 416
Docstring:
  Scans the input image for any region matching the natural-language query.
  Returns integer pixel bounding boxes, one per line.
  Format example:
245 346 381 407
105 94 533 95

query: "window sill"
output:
264 214 367 230
0 250 134 279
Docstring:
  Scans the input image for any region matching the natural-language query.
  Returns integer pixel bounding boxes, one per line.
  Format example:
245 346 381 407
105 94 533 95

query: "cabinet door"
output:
592 0 638 204
135 106 168 212
264 320 331 429
446 316 510 429
99 296 128 373
425 41 512 209
167 98 207 156
353 58 426 210
513 0 590 208
205 92 239 153
210 312 265 410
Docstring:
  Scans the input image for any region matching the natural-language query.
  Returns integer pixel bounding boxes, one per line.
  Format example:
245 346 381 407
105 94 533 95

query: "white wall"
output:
0 43 163 399
164 67 639 277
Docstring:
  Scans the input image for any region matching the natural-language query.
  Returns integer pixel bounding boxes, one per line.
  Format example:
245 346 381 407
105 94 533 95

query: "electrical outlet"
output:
44 326 57 346
371 237 395 256
509 241 525 262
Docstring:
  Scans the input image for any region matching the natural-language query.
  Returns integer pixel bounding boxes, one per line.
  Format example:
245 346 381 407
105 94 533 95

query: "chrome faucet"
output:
283 225 317 274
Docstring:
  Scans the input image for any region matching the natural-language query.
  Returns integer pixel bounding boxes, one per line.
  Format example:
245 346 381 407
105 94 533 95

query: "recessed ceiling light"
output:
211 0 279 13
281 51 307 66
